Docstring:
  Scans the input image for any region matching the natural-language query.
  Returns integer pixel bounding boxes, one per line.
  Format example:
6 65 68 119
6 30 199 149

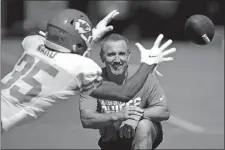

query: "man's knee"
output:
135 119 158 143
132 119 157 149
136 119 156 137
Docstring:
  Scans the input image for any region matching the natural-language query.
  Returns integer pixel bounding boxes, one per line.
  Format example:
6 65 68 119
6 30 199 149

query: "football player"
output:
1 9 176 132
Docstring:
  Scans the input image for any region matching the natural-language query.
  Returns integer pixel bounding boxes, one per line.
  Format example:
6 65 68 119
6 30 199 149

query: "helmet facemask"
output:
80 34 95 57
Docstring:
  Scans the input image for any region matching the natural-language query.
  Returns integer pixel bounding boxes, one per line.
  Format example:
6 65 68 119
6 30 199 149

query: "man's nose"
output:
114 55 121 62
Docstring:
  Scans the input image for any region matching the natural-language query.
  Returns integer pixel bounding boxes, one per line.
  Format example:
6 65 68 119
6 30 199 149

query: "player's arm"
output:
91 63 155 102
79 95 143 129
142 75 170 122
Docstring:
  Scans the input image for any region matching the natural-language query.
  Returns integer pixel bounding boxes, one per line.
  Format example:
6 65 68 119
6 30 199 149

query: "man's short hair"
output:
100 33 131 55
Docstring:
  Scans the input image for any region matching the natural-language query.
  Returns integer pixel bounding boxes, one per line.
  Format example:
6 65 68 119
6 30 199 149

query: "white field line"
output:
167 115 206 133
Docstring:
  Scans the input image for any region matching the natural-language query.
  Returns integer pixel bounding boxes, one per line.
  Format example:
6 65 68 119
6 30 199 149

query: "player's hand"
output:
119 119 139 138
92 10 119 41
136 34 176 66
115 106 144 122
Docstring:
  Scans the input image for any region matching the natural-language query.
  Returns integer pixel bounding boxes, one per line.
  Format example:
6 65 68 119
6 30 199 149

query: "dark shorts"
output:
98 122 163 150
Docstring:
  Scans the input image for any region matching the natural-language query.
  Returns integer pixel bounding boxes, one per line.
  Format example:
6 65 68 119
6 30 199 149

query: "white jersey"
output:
1 35 102 131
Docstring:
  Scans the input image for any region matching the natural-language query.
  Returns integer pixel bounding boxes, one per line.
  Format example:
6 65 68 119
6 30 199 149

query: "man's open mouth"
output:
112 64 123 70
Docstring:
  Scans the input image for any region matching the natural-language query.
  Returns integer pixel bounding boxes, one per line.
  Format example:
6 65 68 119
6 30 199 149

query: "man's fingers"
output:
162 48 176 57
122 125 128 138
123 125 128 138
131 128 135 137
111 11 119 19
103 10 119 24
126 114 142 121
104 26 114 33
161 57 174 62
159 39 173 51
126 125 132 138
135 43 145 53
119 126 124 138
153 34 164 47
127 112 143 119
128 106 144 113
128 114 142 121
128 111 143 117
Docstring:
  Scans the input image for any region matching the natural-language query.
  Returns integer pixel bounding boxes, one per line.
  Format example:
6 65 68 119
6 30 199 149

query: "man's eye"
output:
107 53 115 57
120 53 126 56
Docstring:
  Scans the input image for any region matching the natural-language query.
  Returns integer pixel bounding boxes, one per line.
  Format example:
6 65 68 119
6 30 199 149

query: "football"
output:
185 14 215 45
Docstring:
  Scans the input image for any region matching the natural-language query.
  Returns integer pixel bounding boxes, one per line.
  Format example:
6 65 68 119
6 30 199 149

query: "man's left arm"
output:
142 106 170 122
142 75 170 122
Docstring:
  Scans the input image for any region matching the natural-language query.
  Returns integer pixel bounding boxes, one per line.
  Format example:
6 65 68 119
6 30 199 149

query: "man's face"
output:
102 40 130 75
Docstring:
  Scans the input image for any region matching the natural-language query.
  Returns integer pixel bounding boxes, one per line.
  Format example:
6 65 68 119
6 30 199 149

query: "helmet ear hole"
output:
77 43 83 49
59 30 64 34
74 43 87 55
70 19 75 26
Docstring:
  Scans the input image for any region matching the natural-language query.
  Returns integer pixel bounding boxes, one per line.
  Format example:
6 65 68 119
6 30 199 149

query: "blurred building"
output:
1 0 224 40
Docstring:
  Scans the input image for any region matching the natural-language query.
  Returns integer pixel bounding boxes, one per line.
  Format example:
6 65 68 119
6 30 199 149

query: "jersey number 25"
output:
2 53 59 103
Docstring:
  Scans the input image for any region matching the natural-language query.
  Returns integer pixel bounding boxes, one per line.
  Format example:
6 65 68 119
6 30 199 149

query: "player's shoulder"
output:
74 55 101 71
81 57 102 75
55 52 96 67
58 54 102 75
22 35 45 51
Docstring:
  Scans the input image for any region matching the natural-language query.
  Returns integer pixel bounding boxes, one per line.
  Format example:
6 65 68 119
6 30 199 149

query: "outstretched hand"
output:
136 34 176 76
92 10 119 41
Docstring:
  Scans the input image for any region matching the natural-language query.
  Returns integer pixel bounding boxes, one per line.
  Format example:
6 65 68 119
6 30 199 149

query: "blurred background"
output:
1 0 224 40
1 0 224 149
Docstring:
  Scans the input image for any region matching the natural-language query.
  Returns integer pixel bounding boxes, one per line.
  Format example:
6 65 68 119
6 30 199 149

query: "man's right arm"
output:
90 63 156 102
79 94 119 129
80 109 119 129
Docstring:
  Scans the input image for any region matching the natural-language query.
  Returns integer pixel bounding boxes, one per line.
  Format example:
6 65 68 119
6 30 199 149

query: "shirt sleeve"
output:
145 74 168 108
21 36 29 50
79 59 103 96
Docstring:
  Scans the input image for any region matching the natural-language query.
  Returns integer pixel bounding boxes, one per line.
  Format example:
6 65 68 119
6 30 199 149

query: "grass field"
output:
1 28 224 149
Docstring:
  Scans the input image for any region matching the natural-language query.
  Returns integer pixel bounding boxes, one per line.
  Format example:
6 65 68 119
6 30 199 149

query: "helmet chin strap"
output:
81 34 94 57
39 31 47 37
82 50 91 57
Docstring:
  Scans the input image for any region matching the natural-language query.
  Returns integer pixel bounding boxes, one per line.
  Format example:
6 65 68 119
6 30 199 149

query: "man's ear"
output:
127 51 131 62
100 51 105 63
